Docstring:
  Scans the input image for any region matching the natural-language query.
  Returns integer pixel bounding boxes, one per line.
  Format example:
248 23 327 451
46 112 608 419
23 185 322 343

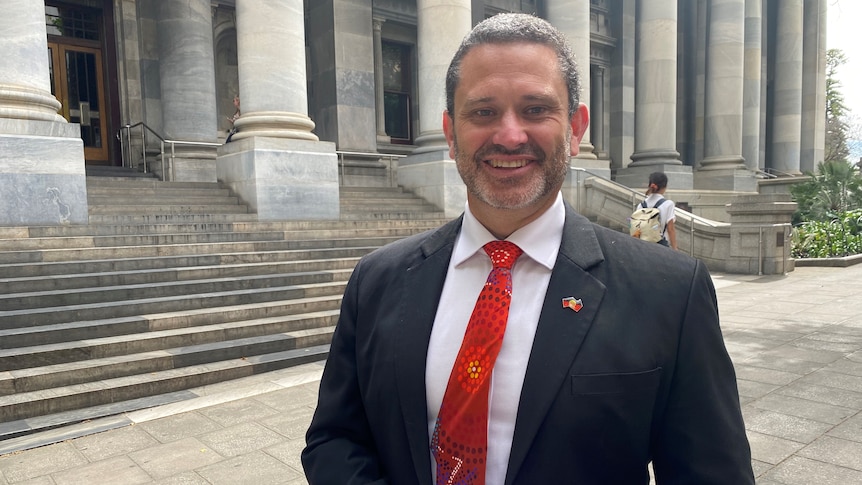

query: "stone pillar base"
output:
614 164 693 190
217 137 339 220
694 167 758 192
398 149 464 218
0 119 87 226
166 146 218 183
725 194 797 275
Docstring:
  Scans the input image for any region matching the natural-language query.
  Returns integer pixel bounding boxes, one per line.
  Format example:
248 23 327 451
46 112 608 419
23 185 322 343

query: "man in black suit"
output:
303 13 754 485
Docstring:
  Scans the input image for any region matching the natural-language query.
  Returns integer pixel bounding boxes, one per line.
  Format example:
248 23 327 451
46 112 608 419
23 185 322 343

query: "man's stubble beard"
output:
453 133 571 211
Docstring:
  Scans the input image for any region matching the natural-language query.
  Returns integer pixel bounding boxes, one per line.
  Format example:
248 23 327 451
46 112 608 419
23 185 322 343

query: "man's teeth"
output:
488 159 527 168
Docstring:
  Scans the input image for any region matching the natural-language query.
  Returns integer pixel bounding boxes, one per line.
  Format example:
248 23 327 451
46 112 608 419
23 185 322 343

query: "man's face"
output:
444 42 588 220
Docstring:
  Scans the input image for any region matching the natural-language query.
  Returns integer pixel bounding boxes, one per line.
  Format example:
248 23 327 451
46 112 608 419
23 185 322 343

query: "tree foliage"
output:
826 49 850 164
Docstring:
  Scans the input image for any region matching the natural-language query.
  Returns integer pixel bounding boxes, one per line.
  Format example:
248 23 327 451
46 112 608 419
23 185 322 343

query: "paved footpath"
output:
1 264 861 484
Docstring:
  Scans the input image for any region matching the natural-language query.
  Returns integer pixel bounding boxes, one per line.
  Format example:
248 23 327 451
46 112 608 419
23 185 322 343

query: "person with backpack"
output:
631 171 677 249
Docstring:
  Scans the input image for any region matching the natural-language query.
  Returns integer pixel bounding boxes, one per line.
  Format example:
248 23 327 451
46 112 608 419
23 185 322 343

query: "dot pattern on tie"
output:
432 240 523 485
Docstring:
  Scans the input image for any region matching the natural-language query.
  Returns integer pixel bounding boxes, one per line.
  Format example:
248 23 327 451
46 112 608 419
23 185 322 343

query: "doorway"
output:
46 3 110 164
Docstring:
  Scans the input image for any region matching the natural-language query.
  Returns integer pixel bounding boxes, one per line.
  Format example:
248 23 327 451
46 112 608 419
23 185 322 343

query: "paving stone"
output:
796 370 862 393
0 442 87 482
825 358 862 377
798 436 862 472
750 459 773 478
260 411 315 440
196 450 300 485
72 425 159 461
760 456 862 485
744 430 806 466
196 396 280 427
734 364 803 386
743 408 834 444
51 456 151 485
826 411 862 443
252 387 317 414
748 393 856 425
737 355 825 376
138 411 223 443
128 437 223 480
197 422 285 458
756 345 846 365
264 438 307 476
736 379 780 399
777 382 862 409
150 471 209 484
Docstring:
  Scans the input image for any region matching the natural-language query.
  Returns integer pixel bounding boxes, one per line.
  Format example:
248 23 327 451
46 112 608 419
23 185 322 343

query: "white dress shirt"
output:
426 193 565 485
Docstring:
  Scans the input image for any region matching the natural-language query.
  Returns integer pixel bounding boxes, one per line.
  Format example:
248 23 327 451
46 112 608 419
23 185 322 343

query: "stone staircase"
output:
0 176 448 440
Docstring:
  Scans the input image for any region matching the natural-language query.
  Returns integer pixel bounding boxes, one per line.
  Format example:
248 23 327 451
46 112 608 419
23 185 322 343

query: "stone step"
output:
88 195 241 206
0 236 396 264
85 178 223 190
87 186 232 198
0 301 340 367
338 211 447 220
3 324 335 398
11 218 447 238
0 246 374 278
0 226 436 251
0 344 329 442
86 213 261 224
0 257 360 293
0 281 347 328
88 204 251 215
0 333 333 423
0 308 339 372
0 268 352 311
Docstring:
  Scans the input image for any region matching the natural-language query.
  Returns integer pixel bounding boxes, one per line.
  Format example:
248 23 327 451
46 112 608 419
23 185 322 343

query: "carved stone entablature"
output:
590 42 612 67
590 2 612 38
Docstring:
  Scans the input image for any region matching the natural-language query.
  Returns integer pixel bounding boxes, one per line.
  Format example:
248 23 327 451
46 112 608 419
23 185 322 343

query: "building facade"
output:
0 0 826 224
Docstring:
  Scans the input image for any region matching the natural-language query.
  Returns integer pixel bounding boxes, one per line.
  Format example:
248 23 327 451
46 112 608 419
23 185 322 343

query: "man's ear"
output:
443 110 456 159
569 103 590 156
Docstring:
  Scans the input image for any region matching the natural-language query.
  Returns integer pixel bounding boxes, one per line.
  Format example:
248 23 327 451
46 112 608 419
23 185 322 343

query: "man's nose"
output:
492 111 528 149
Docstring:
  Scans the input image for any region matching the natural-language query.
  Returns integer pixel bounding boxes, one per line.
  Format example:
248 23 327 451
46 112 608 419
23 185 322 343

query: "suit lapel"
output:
394 217 462 485
505 207 608 485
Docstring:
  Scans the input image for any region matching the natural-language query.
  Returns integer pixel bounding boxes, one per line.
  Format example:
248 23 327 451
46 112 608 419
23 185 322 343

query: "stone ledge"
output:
793 253 862 267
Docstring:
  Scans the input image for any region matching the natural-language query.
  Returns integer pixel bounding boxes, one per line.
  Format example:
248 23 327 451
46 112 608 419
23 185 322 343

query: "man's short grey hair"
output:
445 13 581 118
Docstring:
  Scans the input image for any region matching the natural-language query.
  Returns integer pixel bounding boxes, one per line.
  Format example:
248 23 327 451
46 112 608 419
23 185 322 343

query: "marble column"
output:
398 0 471 217
800 0 827 174
770 0 804 175
591 66 606 158
156 0 219 182
217 0 339 220
695 0 755 191
373 18 390 144
617 0 690 189
608 0 636 172
546 0 596 161
742 0 763 172
0 0 87 225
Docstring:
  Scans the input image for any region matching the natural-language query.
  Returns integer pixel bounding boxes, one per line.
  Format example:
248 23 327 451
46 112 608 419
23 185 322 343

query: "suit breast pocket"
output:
570 367 662 396
562 368 663 458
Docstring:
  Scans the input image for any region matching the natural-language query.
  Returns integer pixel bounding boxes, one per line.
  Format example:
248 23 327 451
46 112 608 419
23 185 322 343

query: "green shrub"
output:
791 209 862 258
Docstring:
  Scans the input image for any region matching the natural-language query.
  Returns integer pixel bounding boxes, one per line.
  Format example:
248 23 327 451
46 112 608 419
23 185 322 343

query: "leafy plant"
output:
791 210 862 258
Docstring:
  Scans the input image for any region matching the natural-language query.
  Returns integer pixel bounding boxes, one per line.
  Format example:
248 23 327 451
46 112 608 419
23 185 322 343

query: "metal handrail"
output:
335 150 407 187
117 122 166 179
117 122 221 181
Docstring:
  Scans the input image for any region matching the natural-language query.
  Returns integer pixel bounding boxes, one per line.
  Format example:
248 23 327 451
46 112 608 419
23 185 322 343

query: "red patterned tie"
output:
432 240 523 485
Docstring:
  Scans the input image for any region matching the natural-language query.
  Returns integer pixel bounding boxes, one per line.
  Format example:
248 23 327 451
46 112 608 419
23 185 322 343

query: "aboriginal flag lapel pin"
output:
562 297 583 312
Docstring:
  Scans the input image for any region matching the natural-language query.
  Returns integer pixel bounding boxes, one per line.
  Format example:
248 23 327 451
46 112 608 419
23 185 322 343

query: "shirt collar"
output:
453 192 565 270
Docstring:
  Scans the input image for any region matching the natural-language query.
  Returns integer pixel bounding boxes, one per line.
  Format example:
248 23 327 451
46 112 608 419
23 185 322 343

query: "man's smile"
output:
486 159 531 168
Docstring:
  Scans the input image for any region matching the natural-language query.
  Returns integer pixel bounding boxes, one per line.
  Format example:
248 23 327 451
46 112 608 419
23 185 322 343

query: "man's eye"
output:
526 106 547 115
474 109 494 117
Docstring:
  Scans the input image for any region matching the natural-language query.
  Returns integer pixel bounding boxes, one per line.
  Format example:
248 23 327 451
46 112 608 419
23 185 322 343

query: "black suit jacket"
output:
303 203 754 484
